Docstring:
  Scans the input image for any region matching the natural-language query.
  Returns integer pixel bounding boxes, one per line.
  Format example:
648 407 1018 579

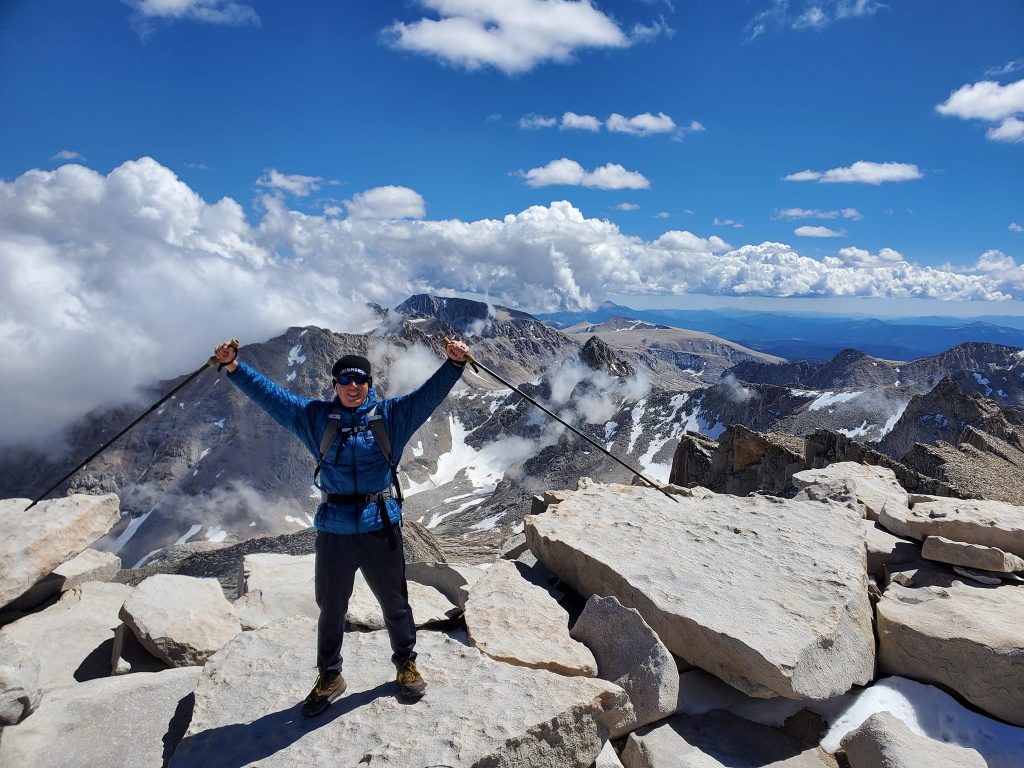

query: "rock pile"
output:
2 474 1023 767
671 424 971 500
669 424 805 496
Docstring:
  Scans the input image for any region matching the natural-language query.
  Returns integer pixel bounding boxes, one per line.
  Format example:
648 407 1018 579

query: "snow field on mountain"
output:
406 413 537 497
809 391 863 410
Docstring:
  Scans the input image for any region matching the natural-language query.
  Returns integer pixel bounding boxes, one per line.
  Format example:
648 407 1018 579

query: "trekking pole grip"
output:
442 336 477 372
209 338 241 370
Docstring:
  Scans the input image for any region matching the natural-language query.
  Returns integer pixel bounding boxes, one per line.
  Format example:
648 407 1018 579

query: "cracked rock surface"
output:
170 616 629 768
527 484 875 699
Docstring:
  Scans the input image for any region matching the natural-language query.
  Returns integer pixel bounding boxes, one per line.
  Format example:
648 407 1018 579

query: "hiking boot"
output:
302 670 347 717
396 659 426 700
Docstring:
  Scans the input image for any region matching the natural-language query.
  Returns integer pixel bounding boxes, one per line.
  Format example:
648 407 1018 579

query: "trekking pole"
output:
24 339 240 512
444 338 679 503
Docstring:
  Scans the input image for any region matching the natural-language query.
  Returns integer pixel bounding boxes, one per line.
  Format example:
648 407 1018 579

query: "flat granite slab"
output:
170 616 629 768
526 483 875 700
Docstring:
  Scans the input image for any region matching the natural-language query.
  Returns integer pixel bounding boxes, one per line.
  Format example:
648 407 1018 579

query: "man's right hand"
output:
214 340 239 373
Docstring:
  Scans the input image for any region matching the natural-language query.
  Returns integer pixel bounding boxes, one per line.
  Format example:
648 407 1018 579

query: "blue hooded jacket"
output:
226 358 464 534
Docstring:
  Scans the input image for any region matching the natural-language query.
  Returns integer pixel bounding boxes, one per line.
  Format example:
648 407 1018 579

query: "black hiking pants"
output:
314 526 416 674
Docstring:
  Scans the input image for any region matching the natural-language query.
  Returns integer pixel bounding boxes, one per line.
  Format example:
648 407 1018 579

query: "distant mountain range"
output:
3 294 1022 567
539 302 1024 362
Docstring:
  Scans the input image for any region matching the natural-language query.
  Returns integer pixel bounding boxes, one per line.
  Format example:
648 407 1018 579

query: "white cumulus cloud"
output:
50 150 84 162
784 161 923 184
519 158 651 190
986 116 1024 144
519 113 557 129
1009 222 1023 233
519 110 690 136
937 79 1024 121
606 111 677 136
122 0 259 26
775 207 862 221
965 251 1024 294
561 111 602 131
385 0 643 75
614 203 640 211
826 247 905 267
936 78 1024 144
795 225 845 238
343 186 426 220
713 218 745 229
4 157 1023 449
654 231 731 252
257 170 328 197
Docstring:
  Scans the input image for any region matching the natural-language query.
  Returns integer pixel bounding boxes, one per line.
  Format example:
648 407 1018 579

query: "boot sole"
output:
399 683 426 701
302 679 348 717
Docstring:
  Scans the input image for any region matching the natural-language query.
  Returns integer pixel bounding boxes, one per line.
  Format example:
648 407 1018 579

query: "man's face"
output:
335 372 370 408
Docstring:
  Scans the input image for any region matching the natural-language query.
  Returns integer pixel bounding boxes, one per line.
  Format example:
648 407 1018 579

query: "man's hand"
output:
213 340 239 373
445 339 470 364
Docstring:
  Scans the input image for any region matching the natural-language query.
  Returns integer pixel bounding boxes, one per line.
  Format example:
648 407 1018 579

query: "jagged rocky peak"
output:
832 347 872 363
727 346 897 389
878 376 1024 502
398 294 490 326
880 376 1007 458
670 425 805 496
395 294 535 337
579 335 634 377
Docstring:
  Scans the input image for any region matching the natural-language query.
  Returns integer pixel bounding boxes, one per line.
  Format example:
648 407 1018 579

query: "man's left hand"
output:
446 339 470 364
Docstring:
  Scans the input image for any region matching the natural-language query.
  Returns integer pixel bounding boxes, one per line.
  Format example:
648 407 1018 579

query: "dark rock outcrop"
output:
900 429 1024 505
729 348 899 390
580 336 635 377
879 377 1024 457
670 425 972 500
804 429 969 498
669 425 804 496
669 432 717 489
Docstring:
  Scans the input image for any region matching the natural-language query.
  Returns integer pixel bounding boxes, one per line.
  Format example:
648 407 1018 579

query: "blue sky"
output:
2 2 1023 300
1 0 1023 444
2 1 1020 259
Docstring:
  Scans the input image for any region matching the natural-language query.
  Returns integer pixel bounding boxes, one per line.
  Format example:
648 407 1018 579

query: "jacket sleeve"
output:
384 359 465 449
225 361 319 452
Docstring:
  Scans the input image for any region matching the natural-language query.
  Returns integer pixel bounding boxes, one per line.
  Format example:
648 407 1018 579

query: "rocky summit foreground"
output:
170 617 628 768
3 467 1024 767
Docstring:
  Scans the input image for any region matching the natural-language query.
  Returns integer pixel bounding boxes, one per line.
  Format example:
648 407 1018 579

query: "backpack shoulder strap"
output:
313 411 343 490
367 405 404 503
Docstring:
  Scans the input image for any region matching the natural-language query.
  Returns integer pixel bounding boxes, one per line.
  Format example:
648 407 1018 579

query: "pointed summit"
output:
580 336 634 377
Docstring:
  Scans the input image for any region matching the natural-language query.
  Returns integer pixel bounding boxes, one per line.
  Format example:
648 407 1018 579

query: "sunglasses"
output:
335 373 370 386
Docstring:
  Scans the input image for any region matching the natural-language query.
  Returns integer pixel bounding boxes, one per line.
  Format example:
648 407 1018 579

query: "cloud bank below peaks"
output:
1 157 1021 448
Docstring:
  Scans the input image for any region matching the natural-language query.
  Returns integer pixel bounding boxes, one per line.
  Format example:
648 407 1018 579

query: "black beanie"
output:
332 354 372 380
